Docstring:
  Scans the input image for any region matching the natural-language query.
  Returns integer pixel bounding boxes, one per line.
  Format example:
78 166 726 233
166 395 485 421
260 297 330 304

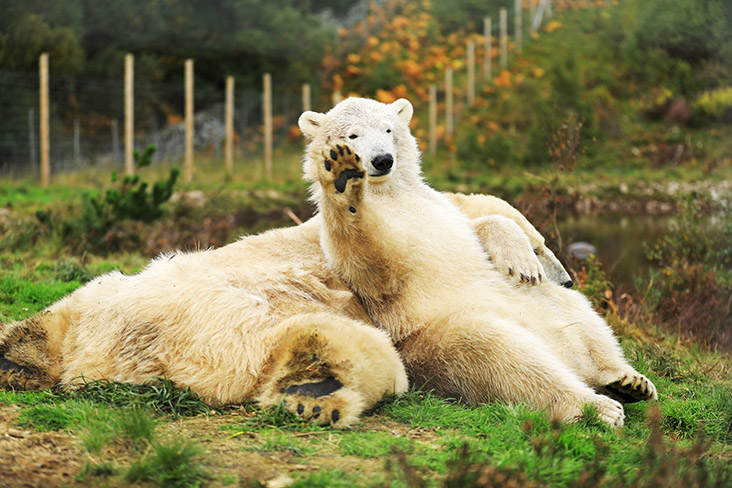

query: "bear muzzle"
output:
370 154 394 177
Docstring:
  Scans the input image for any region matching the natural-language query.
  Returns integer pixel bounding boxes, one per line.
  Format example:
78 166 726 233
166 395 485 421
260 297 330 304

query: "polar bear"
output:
0 218 408 427
301 97 657 426
0 192 571 428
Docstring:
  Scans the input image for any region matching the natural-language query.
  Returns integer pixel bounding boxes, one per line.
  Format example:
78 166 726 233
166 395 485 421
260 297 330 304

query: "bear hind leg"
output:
254 313 408 428
0 316 58 391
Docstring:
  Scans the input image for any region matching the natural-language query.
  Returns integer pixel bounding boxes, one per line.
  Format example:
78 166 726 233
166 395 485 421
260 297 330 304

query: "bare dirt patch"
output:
0 406 82 488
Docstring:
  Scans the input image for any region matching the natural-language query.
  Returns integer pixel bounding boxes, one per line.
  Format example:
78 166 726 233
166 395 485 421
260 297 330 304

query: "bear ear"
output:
298 111 325 139
390 98 413 125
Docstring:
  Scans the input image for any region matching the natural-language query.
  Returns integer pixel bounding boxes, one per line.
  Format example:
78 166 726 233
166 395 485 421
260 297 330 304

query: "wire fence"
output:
0 68 311 178
1 0 582 181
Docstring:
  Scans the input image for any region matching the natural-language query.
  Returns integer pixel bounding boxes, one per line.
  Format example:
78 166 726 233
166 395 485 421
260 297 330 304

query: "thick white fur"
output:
1 188 572 428
1 219 408 428
1 100 654 429
304 97 657 427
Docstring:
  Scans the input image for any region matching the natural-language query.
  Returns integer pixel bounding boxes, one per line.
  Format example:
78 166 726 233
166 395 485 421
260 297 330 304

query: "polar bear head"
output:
299 97 423 193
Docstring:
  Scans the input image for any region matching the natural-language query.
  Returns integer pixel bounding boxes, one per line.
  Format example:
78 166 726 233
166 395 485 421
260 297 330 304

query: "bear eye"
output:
386 129 392 133
348 134 358 139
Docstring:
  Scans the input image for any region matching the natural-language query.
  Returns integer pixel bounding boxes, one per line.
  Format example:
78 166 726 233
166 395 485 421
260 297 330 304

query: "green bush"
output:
34 145 179 254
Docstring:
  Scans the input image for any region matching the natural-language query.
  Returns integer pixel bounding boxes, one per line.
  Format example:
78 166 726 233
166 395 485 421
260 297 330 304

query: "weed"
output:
31 145 180 254
75 461 116 481
15 404 77 431
338 431 414 459
236 401 315 431
289 470 361 488
68 377 220 417
126 439 207 488
573 255 615 310
244 431 313 456
642 196 732 349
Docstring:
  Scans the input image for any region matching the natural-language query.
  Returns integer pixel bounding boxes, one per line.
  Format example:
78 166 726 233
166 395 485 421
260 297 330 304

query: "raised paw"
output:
320 141 365 200
601 372 658 404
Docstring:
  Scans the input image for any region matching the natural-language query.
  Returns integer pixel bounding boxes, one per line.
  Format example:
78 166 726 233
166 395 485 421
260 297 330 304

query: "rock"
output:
567 241 597 260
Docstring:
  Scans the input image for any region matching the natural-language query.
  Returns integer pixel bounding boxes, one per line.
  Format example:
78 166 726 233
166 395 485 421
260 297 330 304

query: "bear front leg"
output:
471 215 546 285
316 141 366 217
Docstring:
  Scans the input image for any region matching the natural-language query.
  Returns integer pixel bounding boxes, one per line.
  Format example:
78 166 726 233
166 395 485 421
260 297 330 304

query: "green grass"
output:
2 184 731 487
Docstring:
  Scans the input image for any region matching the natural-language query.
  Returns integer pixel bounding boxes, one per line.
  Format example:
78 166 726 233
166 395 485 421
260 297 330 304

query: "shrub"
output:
693 87 732 122
34 145 179 254
642 196 732 349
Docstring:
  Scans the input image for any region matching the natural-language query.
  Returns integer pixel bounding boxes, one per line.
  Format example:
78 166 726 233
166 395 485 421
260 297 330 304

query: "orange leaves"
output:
399 59 423 81
494 70 512 87
345 65 362 77
544 21 562 34
376 88 398 104
376 85 409 104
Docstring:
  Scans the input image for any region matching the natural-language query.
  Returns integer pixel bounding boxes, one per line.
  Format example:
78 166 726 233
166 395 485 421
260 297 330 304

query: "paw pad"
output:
321 142 365 194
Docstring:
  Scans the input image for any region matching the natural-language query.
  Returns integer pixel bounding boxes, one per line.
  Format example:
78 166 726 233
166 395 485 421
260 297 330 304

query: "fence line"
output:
184 59 194 183
39 53 49 187
225 76 234 178
125 54 134 176
0 0 612 183
263 73 273 180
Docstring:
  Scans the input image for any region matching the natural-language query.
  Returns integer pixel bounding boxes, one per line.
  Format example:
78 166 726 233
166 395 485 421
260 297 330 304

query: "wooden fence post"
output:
332 90 342 107
515 0 523 53
225 75 234 178
302 83 311 112
445 68 453 137
263 72 273 180
500 8 508 70
547 0 553 19
467 41 475 105
28 109 36 169
483 17 492 81
185 59 194 183
111 119 120 164
428 84 437 156
124 53 134 176
39 53 49 187
73 118 81 166
530 0 537 34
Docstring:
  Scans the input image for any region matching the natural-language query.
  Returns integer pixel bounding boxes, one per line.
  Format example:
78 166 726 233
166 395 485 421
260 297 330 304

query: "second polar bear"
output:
301 97 657 426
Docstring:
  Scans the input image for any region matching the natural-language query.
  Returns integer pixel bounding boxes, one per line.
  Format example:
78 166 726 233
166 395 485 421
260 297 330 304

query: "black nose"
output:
372 154 393 173
563 280 574 288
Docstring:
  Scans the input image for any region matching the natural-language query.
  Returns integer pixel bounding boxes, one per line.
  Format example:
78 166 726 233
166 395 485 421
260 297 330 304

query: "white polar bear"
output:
0 194 570 428
300 97 657 426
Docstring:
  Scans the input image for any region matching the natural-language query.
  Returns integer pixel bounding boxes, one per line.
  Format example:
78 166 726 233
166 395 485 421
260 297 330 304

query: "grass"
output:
1 178 731 486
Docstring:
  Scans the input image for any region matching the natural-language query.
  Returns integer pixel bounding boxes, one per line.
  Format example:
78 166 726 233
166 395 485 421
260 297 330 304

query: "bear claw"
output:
600 373 657 404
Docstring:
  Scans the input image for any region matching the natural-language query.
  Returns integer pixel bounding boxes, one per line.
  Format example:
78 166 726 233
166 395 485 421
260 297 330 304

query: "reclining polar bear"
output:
301 97 657 427
0 194 572 427
0 97 655 428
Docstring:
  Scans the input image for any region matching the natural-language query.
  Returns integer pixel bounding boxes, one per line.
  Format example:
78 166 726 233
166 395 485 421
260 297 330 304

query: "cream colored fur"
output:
0 189 570 427
302 97 657 427
1 219 408 427
1 99 655 429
